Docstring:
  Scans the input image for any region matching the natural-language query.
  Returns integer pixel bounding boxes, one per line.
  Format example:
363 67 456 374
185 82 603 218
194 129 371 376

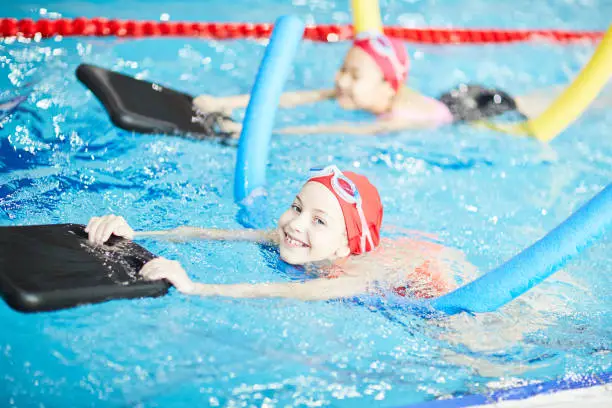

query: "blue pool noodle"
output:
234 15 305 205
431 184 612 315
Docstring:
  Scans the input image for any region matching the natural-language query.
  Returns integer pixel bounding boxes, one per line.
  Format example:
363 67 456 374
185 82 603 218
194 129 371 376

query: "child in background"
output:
200 32 568 136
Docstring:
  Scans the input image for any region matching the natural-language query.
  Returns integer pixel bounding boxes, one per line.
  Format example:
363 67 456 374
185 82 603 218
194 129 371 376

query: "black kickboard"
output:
76 64 229 138
0 224 170 313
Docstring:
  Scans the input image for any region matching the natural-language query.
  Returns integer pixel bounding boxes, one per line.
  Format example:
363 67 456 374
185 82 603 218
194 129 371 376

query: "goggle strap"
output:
356 204 375 253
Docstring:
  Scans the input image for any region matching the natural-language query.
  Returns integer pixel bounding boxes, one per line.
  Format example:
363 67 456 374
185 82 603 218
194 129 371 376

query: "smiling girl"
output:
86 165 476 300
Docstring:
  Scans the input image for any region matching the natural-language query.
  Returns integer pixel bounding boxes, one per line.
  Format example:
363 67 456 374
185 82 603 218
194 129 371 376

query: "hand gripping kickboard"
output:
76 64 233 139
0 224 170 313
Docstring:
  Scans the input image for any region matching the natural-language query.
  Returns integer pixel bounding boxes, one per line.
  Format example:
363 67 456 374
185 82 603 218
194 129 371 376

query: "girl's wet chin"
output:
279 246 306 265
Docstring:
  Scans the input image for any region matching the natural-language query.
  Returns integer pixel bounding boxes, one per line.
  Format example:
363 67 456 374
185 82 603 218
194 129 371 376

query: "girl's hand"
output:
85 215 135 245
193 94 231 116
140 257 196 294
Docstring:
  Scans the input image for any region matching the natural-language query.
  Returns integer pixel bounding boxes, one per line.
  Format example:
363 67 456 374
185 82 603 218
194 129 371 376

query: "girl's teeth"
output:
286 234 306 247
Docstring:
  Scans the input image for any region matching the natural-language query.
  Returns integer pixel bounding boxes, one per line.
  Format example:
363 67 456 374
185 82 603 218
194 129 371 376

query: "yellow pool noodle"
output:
474 23 612 142
351 0 384 35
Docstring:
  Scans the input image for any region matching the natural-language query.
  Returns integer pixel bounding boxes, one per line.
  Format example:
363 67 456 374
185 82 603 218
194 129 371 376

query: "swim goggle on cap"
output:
307 165 383 255
353 31 410 93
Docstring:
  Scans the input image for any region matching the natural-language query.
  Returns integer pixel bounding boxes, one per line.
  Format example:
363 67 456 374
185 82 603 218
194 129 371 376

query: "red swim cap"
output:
308 169 383 255
353 32 409 92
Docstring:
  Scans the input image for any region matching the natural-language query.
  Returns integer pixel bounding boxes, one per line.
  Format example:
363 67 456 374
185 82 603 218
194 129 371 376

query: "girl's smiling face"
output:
277 182 350 265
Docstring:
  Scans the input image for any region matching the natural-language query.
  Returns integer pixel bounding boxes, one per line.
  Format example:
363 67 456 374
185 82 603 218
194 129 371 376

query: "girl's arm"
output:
140 257 373 301
192 276 371 300
275 118 436 136
135 226 275 244
278 89 336 108
85 215 276 245
194 89 335 114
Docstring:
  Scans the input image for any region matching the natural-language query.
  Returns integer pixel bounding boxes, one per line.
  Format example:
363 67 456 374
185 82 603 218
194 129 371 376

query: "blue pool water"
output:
1 1 611 407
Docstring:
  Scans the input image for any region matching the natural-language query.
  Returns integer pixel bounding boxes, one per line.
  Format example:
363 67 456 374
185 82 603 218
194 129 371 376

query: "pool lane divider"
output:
0 18 605 44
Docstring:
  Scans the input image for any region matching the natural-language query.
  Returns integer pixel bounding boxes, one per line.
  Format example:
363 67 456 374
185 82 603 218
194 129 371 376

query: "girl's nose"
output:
288 214 307 233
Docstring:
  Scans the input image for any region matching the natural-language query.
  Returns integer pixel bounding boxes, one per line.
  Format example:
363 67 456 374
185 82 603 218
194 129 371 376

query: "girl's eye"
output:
315 217 326 226
291 204 301 213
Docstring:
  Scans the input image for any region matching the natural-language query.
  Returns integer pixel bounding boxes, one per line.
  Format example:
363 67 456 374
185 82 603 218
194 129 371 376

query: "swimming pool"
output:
1 0 611 406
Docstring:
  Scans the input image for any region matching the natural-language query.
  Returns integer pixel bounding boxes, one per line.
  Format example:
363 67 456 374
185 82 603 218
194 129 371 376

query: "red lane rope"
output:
0 18 604 44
